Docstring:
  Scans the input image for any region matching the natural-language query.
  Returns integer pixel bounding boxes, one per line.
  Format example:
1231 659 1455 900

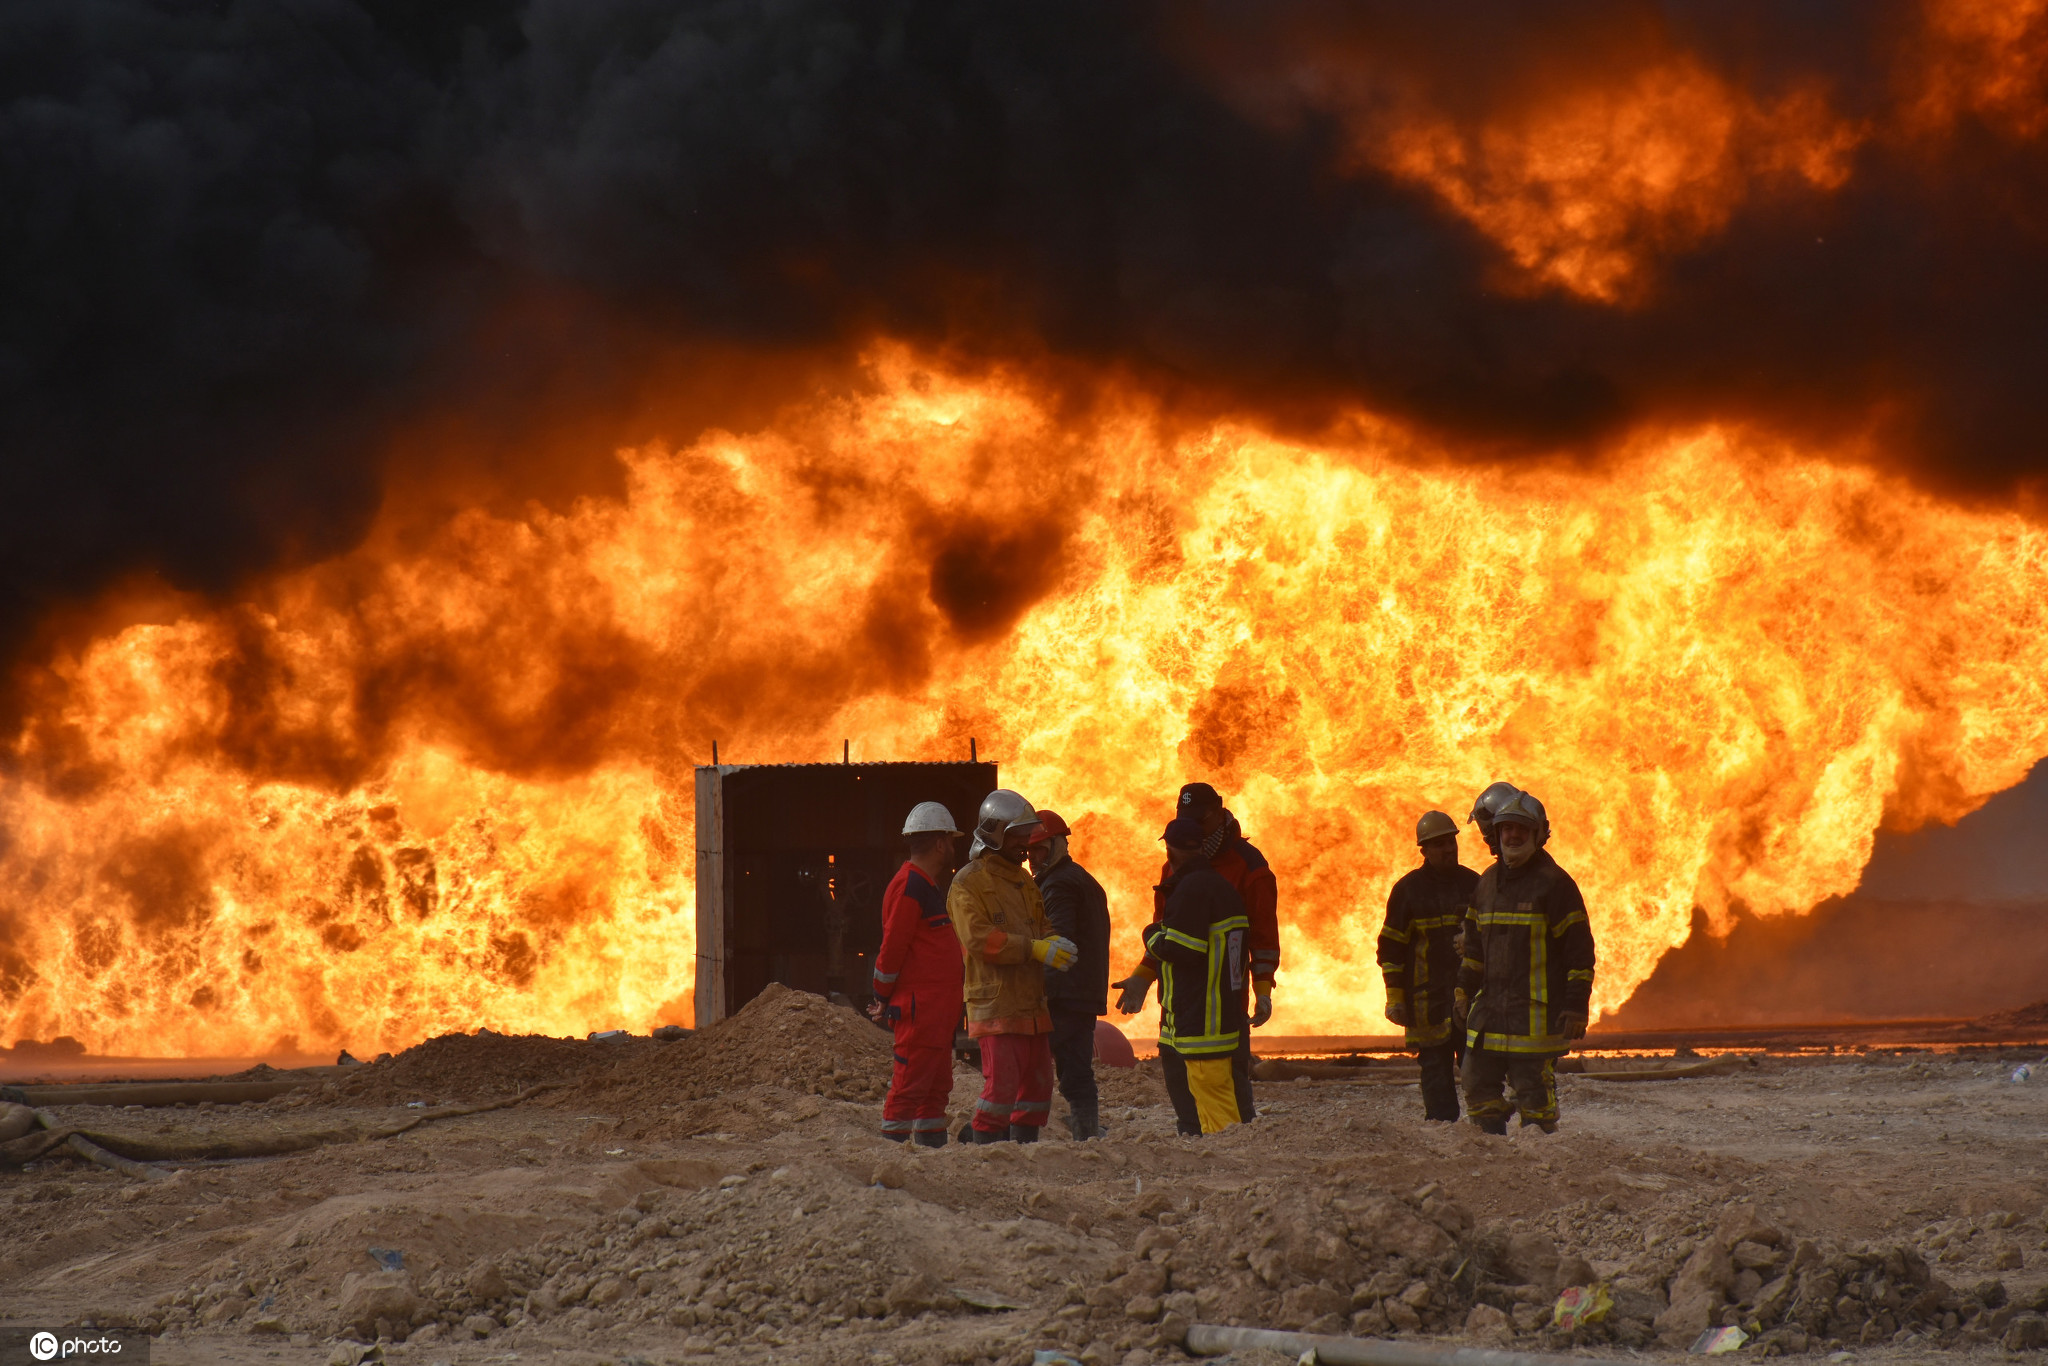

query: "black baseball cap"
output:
1177 782 1221 812
1161 816 1206 849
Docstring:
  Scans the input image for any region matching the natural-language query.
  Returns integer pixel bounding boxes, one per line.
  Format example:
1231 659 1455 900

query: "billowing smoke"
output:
7 0 2048 680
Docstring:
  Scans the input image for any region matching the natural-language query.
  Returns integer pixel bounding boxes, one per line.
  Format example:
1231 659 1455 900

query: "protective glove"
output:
1384 1002 1410 1027
1031 936 1079 972
1557 1012 1588 1041
1452 990 1470 1031
1249 989 1273 1027
1111 975 1150 1015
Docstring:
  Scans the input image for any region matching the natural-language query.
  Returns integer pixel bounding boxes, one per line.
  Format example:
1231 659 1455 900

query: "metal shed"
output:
693 761 997 1026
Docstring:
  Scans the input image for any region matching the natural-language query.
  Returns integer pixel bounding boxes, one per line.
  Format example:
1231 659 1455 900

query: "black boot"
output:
970 1125 1008 1144
1009 1124 1040 1143
1067 1101 1101 1140
914 1129 946 1148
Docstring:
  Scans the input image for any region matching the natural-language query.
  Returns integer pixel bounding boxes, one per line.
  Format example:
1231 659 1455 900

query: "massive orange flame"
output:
1365 64 1857 303
3 349 2046 1056
1183 0 2048 305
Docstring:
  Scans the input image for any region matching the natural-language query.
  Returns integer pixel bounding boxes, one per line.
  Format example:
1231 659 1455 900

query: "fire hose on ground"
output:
0 1083 562 1176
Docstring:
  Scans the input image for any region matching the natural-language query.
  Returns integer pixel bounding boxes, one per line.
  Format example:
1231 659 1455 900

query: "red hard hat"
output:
1028 809 1071 844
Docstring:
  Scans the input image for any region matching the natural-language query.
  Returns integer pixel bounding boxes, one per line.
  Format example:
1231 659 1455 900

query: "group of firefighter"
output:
867 779 1597 1145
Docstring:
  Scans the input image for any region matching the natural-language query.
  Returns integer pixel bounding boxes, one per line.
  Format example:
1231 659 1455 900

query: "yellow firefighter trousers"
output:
1184 1057 1242 1134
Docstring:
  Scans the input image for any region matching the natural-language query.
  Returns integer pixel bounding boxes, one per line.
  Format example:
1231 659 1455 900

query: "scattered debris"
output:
1552 1282 1610 1331
1690 1325 1748 1354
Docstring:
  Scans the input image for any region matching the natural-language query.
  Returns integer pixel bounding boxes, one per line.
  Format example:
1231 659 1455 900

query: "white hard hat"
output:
902 801 963 837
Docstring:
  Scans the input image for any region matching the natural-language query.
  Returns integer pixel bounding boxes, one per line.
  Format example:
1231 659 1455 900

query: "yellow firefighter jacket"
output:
947 853 1053 1037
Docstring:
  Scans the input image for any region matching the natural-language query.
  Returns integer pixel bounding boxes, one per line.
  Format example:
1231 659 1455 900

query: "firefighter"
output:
1112 782 1277 1122
1144 816 1251 1136
1467 780 1523 860
871 802 966 1146
1454 791 1596 1134
948 789 1078 1143
1026 810 1112 1140
1377 810 1478 1122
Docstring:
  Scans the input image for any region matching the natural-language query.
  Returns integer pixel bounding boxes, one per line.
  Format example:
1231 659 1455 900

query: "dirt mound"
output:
1967 998 2048 1033
557 985 892 1120
1096 1057 1170 1112
306 1031 664 1107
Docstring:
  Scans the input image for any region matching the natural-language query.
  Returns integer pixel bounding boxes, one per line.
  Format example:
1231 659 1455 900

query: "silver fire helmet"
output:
1491 790 1550 846
970 788 1041 859
1467 781 1523 831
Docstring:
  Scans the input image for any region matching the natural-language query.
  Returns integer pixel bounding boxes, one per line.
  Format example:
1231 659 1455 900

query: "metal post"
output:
694 765 726 1027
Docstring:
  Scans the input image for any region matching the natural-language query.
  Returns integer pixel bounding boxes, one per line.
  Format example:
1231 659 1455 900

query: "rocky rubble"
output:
1589 1203 2048 1355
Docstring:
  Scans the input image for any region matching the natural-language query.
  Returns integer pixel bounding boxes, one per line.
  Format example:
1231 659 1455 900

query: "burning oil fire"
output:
3 348 2045 1057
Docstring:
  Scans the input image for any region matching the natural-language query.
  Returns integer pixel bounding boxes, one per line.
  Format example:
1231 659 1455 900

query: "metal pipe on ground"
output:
5 1080 310 1107
31 1111 164 1182
1185 1324 1609 1366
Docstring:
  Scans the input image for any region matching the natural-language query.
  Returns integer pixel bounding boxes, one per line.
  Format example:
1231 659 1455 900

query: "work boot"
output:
1009 1124 1040 1143
970 1125 1008 1145
1067 1101 1101 1141
913 1129 946 1148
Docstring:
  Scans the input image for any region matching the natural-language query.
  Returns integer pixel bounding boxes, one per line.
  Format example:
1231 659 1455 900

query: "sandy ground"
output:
3 990 2046 1366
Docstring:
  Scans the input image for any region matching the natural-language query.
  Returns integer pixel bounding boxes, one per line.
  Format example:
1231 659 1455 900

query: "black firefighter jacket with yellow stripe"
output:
1142 855 1249 1059
1377 861 1480 1048
1456 849 1596 1056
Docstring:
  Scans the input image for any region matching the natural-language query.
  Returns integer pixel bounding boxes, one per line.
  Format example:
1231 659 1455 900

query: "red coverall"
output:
872 861 964 1141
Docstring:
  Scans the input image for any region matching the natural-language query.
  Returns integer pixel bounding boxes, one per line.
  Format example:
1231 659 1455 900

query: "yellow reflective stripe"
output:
1174 1030 1240 1046
1161 928 1206 951
1206 921 1223 1040
1480 1034 1571 1054
1471 911 1544 927
1381 926 1410 943
1551 909 1588 937
1528 917 1548 1041
1173 1037 1240 1058
1408 914 1463 929
1158 959 1179 1048
1567 969 1594 982
1212 915 1248 1040
1384 987 1406 1004
1461 957 1484 972
1407 1018 1452 1045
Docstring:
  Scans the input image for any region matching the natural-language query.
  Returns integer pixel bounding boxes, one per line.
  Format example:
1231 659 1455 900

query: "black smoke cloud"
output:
5 0 2047 668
